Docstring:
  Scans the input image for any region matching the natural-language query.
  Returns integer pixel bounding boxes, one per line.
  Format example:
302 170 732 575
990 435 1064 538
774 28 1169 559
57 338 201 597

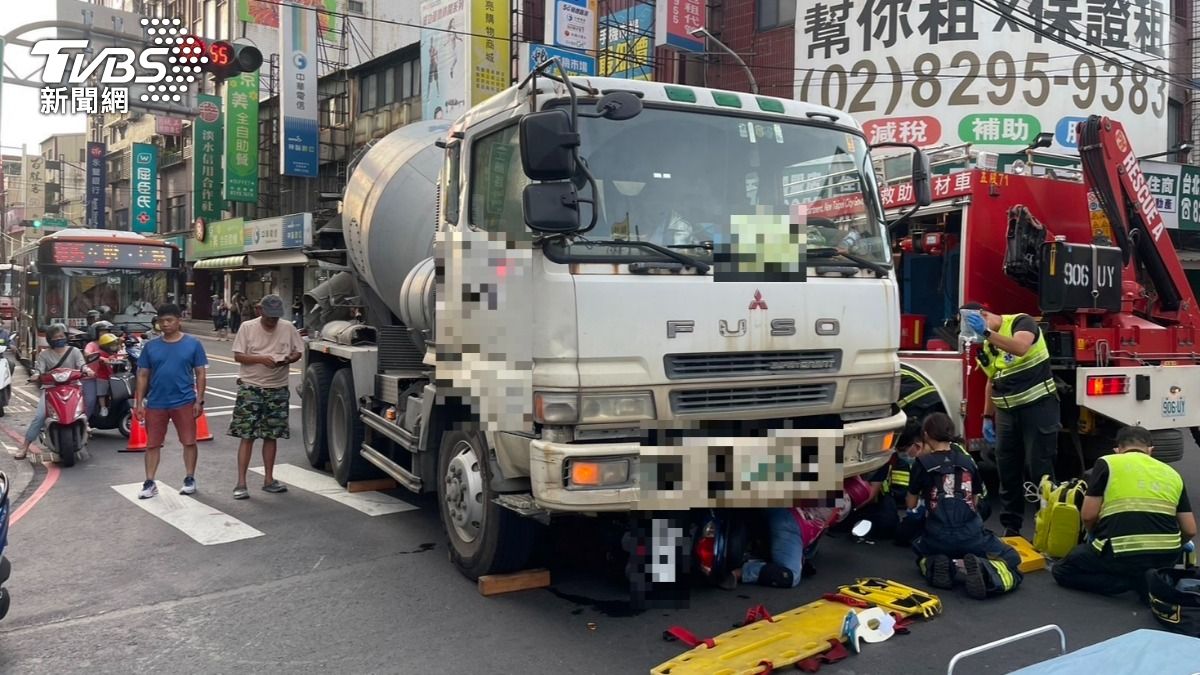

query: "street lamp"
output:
688 27 758 95
1138 141 1194 161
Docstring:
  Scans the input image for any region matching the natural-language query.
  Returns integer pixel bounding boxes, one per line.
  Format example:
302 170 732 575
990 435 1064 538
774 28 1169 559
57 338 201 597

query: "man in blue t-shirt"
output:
133 304 208 499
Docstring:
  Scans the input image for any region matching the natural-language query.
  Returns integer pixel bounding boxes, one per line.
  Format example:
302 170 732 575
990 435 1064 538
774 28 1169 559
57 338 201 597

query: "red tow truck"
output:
882 116 1200 474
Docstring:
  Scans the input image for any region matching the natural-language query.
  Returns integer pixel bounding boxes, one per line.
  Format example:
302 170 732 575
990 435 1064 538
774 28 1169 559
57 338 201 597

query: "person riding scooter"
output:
84 332 122 418
15 325 91 460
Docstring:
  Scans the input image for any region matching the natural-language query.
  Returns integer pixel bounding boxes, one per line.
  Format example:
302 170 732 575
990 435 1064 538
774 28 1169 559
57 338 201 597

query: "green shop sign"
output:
224 71 260 203
187 217 245 260
958 114 1041 146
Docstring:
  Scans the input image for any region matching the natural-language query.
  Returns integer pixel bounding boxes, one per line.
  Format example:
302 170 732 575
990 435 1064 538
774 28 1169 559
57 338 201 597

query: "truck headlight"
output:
534 391 656 424
534 392 579 424
579 392 655 423
845 377 900 408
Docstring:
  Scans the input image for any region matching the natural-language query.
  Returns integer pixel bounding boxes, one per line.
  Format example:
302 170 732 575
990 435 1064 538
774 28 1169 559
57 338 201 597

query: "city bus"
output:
12 229 182 358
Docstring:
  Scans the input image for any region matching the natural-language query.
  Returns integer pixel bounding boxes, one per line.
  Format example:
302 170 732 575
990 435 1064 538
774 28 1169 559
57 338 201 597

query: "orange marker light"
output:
570 462 602 487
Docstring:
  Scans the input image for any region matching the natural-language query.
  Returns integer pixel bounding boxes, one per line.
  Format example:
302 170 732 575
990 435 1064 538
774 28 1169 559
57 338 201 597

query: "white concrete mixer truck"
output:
301 69 931 583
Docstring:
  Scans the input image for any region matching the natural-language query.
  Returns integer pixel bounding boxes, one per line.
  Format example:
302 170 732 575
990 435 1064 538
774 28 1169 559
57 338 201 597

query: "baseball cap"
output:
259 294 285 318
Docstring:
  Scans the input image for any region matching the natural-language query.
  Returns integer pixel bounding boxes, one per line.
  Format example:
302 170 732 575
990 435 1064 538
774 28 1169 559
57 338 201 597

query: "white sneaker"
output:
138 480 158 499
99 406 109 417
179 476 197 495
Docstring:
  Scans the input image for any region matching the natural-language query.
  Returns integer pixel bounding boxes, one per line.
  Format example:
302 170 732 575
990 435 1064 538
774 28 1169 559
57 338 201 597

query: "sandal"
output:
262 480 287 494
233 485 249 500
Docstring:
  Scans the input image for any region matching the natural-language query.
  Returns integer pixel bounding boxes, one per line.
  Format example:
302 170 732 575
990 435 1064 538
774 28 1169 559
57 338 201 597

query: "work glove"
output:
982 417 996 445
965 312 987 335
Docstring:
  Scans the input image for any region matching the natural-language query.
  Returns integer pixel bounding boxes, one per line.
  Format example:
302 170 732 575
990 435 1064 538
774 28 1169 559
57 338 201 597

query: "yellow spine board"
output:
650 600 853 675
836 578 942 619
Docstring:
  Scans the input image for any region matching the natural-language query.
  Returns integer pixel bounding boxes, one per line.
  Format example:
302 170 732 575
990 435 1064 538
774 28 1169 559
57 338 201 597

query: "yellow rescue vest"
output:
977 314 1056 410
1092 451 1184 556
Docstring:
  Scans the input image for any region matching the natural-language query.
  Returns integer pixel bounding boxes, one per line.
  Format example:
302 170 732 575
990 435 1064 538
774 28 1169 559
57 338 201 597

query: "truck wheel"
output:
327 368 371 486
302 362 335 469
437 427 538 579
1151 428 1185 464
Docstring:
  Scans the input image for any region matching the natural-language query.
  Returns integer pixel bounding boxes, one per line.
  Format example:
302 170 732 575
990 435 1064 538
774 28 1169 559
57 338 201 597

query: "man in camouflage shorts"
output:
230 295 304 499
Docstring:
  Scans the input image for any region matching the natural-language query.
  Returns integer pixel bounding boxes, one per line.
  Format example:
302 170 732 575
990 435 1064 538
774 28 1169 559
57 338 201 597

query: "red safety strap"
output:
742 604 775 626
797 639 850 673
662 626 715 649
891 612 915 635
822 592 870 608
757 659 774 674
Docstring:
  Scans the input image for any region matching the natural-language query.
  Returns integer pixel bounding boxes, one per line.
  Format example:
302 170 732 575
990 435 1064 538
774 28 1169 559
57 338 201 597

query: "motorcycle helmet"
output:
98 333 121 353
88 320 114 342
844 475 874 510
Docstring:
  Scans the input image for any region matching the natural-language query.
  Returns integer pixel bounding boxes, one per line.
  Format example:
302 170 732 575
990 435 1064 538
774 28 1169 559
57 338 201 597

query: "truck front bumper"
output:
528 410 906 512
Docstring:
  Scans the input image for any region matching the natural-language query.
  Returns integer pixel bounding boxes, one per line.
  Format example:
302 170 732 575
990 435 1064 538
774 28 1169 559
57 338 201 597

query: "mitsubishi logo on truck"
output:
748 290 767 310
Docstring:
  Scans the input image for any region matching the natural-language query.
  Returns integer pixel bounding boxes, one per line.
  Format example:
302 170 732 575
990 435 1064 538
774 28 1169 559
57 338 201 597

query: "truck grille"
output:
664 350 841 379
670 383 836 414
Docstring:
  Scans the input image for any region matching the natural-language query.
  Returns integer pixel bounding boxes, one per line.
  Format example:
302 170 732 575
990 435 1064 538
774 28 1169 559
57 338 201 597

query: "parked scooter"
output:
34 354 98 467
0 339 13 418
0 471 10 621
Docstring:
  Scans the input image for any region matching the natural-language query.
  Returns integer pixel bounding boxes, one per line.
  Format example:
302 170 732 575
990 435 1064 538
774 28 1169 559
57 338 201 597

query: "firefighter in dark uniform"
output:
962 302 1060 538
1053 425 1197 597
909 413 1022 599
900 363 943 422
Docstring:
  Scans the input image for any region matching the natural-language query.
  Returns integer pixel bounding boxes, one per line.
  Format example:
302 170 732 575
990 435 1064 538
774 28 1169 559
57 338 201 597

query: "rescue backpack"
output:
1033 475 1086 559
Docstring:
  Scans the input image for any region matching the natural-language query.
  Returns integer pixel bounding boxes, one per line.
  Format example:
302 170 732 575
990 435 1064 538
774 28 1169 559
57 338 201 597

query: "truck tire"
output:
437 427 538 580
327 368 371 486
1151 428 1185 464
302 362 335 469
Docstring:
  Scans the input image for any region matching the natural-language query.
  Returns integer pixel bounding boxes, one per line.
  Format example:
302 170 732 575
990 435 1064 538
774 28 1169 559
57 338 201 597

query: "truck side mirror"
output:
519 109 579 181
523 182 582 233
912 150 932 207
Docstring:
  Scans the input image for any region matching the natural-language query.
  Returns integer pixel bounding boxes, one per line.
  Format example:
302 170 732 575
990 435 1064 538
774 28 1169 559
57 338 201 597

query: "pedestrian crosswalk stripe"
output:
111 482 265 545
250 463 418 516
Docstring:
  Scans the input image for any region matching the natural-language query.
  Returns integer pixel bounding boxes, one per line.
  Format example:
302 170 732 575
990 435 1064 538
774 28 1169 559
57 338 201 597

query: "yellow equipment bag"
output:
1033 475 1087 559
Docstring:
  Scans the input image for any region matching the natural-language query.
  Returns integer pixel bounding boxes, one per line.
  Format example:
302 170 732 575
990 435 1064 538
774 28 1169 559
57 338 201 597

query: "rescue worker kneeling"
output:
1052 425 1197 597
909 413 1022 599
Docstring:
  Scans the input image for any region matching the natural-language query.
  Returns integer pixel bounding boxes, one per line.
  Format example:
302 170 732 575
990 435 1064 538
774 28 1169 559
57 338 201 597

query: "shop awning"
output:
193 255 248 269
248 250 309 267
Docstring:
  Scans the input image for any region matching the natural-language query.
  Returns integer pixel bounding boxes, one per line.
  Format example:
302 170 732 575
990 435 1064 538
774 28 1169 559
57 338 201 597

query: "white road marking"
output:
111 482 265 545
204 373 242 379
13 386 40 405
250 463 417 516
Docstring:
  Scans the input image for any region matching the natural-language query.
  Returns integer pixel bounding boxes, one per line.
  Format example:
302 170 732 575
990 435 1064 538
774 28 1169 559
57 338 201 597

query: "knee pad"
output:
756 562 796 588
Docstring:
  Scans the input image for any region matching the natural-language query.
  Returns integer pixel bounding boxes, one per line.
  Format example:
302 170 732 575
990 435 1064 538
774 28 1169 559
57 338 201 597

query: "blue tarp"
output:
1010 629 1200 674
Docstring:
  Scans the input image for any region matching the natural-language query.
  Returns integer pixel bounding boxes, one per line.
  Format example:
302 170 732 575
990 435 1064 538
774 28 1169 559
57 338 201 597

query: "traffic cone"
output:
122 414 148 453
195 410 213 442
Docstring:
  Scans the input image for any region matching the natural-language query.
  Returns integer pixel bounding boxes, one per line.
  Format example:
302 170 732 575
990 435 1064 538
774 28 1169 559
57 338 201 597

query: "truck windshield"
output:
547 104 888 268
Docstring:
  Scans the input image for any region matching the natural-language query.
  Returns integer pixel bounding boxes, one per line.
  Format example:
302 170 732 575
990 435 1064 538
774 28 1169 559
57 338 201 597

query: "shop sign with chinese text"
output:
193 94 225 222
795 0 1170 153
225 71 260 202
131 143 158 234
